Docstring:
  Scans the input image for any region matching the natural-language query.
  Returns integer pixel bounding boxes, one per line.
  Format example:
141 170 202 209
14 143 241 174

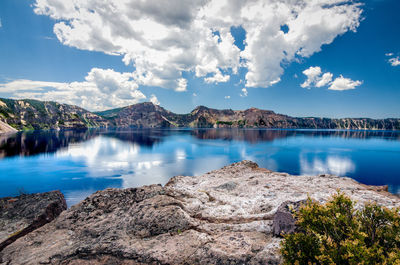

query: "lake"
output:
0 128 399 206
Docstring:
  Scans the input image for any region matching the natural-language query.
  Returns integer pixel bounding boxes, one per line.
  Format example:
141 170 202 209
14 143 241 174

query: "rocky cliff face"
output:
1 98 399 131
0 98 109 131
98 104 400 130
1 161 399 264
0 120 17 134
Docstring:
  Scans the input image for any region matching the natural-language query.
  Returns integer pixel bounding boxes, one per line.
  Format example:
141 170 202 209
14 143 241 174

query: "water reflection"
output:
1 129 399 159
0 128 399 206
300 155 356 176
191 129 400 143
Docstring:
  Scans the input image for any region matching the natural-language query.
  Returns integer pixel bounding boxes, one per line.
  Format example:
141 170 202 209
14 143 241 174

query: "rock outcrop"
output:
0 120 17 134
1 161 399 264
0 190 67 251
0 98 109 131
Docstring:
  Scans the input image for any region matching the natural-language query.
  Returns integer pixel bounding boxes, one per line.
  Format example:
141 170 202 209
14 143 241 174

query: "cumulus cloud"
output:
301 66 333 88
389 56 400 67
204 70 230 84
385 52 400 66
0 68 146 111
301 66 322 88
329 75 362 91
33 0 363 89
149 94 160 105
240 87 248 97
301 66 361 91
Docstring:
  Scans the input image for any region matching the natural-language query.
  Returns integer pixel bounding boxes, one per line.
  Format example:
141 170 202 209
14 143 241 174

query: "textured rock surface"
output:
1 161 400 264
0 98 109 131
273 201 305 237
0 120 17 134
0 190 67 251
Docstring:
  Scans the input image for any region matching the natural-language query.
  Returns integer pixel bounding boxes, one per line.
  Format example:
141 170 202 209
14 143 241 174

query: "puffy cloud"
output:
204 70 230 84
385 52 400 66
301 66 322 88
316 73 334 87
301 66 360 91
389 56 400 67
149 94 160 105
240 87 248 97
33 0 363 89
329 75 362 91
175 78 187 92
301 66 333 88
0 68 146 111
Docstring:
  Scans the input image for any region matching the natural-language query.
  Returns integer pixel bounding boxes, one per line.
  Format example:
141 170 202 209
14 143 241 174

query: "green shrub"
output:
281 192 400 264
216 120 233 125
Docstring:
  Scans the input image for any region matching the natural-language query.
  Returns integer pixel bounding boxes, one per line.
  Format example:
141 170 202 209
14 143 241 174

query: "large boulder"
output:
1 161 400 264
0 190 66 251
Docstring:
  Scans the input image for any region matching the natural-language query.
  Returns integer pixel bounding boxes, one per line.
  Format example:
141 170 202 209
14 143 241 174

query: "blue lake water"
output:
0 129 399 206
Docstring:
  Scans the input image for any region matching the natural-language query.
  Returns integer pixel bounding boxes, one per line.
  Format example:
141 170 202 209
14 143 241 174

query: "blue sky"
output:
0 0 399 118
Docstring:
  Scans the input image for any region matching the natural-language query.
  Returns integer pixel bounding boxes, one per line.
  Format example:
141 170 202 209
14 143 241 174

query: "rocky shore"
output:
1 161 399 264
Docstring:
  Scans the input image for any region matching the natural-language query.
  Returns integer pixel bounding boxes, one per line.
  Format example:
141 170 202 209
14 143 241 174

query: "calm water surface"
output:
0 129 399 206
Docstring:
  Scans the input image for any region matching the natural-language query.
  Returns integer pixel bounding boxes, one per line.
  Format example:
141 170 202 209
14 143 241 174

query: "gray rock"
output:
273 200 305 237
0 190 66 251
214 181 238 191
1 161 399 264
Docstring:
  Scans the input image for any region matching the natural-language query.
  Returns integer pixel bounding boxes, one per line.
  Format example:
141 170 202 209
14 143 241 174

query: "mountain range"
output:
0 98 399 133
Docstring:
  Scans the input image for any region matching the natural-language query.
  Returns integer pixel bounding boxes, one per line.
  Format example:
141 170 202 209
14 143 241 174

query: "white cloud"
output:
301 66 333 88
204 70 230 84
301 66 360 91
389 56 400 66
329 75 362 91
385 52 400 66
316 72 334 87
192 93 197 97
301 66 322 88
224 95 230 99
240 87 248 97
33 0 363 89
0 19 2 28
149 94 160 105
175 78 187 92
0 68 146 111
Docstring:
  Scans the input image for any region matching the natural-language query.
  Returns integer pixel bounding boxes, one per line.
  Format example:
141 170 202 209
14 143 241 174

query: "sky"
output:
0 0 399 118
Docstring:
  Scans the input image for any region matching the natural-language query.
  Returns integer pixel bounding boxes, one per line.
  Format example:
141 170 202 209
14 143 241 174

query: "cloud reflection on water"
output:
300 154 356 176
0 129 399 206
